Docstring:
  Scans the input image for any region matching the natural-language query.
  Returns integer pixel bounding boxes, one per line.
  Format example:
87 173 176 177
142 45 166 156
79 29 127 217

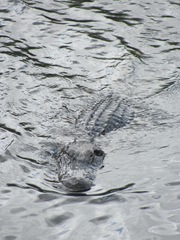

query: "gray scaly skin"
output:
55 94 133 191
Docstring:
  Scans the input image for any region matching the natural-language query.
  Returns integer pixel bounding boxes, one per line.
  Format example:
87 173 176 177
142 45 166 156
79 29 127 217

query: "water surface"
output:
0 0 180 239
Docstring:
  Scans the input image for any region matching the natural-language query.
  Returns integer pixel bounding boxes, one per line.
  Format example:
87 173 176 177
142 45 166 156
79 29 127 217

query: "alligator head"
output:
56 141 105 191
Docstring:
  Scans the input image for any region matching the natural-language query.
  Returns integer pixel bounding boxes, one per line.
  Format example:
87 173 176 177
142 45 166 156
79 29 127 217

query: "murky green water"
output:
0 0 180 239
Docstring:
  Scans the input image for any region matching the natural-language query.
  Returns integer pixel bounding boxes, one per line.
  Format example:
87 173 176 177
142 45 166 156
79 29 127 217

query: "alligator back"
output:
76 94 133 138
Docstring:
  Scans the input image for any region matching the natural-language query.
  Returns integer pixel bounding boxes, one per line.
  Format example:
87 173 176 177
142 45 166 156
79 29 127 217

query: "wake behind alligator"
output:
54 94 133 191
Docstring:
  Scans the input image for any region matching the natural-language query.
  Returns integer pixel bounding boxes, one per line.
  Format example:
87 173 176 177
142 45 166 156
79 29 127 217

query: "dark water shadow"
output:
7 182 136 197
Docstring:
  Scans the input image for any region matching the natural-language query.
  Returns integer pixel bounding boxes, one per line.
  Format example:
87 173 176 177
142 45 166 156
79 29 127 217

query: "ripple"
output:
46 212 73 227
90 215 111 224
150 222 179 236
3 236 17 240
0 0 180 239
36 193 59 202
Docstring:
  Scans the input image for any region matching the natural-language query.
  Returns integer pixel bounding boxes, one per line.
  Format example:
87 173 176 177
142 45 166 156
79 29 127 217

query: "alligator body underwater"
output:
55 94 133 191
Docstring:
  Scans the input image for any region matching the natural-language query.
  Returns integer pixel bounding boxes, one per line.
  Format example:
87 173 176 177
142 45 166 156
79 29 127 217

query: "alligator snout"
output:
56 141 105 191
61 176 94 192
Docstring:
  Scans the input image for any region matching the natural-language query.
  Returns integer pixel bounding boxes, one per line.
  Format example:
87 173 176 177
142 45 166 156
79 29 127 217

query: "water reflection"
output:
0 0 180 239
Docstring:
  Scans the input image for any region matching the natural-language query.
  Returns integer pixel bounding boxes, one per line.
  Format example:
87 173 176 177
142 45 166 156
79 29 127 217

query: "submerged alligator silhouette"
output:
54 94 133 191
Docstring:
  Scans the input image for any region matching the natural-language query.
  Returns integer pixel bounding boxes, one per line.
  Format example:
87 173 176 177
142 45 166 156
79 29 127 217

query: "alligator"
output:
54 94 133 191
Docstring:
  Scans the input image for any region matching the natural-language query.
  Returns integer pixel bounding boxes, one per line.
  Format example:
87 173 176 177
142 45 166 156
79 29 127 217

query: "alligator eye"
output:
94 149 104 156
